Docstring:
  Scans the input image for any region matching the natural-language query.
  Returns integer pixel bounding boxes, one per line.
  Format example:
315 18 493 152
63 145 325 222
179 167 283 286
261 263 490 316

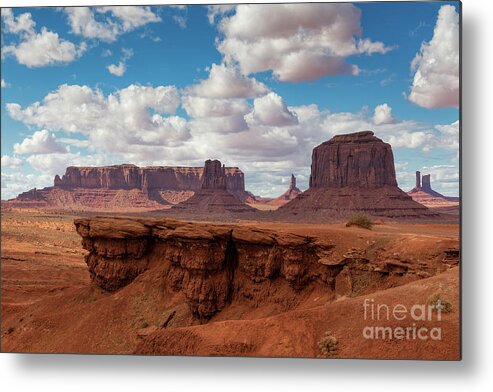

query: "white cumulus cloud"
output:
373 103 396 125
14 130 68 155
2 9 86 68
408 5 459 108
251 92 299 127
188 63 269 99
65 6 160 43
215 4 395 82
6 84 188 160
1 8 35 37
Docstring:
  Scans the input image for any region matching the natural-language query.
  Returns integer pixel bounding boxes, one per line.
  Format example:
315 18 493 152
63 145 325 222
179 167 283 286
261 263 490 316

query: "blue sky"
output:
1 2 460 199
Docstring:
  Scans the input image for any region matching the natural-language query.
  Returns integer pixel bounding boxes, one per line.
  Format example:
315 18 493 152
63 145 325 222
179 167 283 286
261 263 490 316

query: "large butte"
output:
278 131 437 218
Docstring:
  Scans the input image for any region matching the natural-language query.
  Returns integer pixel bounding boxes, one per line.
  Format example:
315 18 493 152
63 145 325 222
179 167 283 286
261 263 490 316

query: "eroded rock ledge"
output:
74 217 458 319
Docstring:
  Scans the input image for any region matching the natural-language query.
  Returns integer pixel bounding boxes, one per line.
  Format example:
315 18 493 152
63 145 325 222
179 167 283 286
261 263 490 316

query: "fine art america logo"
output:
362 298 444 341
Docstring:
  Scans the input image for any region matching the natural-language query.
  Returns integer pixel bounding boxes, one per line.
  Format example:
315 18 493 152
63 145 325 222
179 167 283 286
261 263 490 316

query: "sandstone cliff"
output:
74 216 459 320
309 131 397 188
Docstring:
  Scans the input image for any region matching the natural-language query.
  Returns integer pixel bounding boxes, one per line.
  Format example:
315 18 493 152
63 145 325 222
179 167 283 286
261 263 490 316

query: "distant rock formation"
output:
408 171 459 208
269 174 302 206
279 131 437 218
8 163 250 210
53 164 244 193
171 159 254 214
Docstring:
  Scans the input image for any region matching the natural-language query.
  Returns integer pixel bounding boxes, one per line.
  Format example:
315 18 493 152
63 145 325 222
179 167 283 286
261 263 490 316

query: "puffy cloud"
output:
215 4 394 82
107 62 126 76
65 6 160 43
6 84 188 157
387 131 434 150
2 9 85 68
1 8 35 37
98 6 160 30
373 103 396 125
1 155 23 168
250 92 299 127
3 27 86 68
14 130 68 155
408 5 459 108
65 7 119 42
25 152 106 176
1 79 9 88
187 63 269 98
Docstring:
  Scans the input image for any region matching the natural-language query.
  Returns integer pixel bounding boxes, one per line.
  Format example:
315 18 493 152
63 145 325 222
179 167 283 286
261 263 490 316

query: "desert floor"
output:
1 208 460 359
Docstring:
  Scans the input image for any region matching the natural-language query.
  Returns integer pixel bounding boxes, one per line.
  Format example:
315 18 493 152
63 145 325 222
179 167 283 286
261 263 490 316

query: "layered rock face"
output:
172 159 254 214
74 217 458 319
54 164 244 192
279 131 437 218
309 131 397 188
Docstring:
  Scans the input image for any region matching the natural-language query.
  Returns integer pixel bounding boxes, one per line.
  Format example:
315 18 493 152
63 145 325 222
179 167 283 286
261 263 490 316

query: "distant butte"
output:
171 159 254 214
278 131 438 218
408 171 459 208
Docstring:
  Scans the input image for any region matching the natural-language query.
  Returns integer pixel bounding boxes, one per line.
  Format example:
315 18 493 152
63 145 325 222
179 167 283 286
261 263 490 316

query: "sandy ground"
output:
1 208 460 358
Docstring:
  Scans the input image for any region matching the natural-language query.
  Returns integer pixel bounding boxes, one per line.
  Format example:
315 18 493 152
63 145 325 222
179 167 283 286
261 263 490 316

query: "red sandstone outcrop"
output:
172 160 254 214
408 171 459 209
74 216 459 320
279 131 437 218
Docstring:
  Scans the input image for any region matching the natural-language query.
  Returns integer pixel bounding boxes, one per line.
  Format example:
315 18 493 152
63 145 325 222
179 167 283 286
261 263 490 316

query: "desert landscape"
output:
1 3 460 360
1 131 460 359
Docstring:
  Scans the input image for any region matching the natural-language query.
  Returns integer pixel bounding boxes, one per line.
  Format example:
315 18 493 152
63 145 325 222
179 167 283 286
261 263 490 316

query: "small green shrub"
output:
346 212 373 230
139 321 149 329
427 293 453 313
317 331 338 357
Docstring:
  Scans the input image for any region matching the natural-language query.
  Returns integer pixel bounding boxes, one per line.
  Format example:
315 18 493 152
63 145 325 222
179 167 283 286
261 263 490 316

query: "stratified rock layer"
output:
309 131 397 188
279 131 437 218
74 217 459 320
